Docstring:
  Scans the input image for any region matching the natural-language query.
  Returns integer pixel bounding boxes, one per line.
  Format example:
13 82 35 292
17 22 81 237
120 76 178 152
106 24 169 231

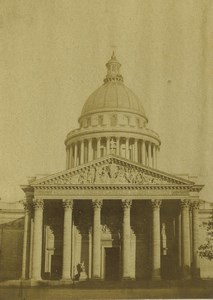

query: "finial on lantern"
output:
104 52 123 84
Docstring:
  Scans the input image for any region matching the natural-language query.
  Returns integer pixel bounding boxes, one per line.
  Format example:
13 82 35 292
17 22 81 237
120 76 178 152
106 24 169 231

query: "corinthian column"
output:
66 148 69 170
62 199 73 280
154 145 158 169
125 138 130 160
142 140 146 165
80 140 84 165
92 199 103 279
69 145 73 168
148 143 152 167
74 143 78 167
151 199 162 280
191 200 201 278
122 199 132 279
88 139 93 161
180 199 191 278
116 137 120 156
106 137 110 155
32 198 44 280
97 137 101 159
134 139 138 162
22 199 32 279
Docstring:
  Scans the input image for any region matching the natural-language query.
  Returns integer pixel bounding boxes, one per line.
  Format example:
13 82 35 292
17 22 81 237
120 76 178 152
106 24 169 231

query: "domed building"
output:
1 53 213 284
65 52 160 170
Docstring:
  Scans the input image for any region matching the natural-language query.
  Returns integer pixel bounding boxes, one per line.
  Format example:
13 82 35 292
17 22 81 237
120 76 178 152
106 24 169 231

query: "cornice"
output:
65 127 161 146
78 108 148 123
33 184 194 191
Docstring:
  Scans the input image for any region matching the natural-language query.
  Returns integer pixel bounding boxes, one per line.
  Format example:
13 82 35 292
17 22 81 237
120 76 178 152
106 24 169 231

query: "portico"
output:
19 53 204 283
21 156 203 282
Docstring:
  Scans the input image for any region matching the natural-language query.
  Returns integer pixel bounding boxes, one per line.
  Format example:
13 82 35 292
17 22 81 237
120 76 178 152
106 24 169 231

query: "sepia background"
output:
0 0 213 203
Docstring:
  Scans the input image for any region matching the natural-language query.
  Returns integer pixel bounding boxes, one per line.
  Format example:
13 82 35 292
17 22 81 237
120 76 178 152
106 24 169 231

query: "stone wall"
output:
0 218 24 279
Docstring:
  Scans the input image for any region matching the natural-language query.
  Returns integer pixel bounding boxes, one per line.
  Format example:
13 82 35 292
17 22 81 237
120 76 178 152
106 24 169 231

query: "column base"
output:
151 269 161 280
181 266 191 279
91 276 102 281
29 279 43 286
192 267 200 279
122 276 134 281
61 277 71 281
31 277 42 281
60 278 72 285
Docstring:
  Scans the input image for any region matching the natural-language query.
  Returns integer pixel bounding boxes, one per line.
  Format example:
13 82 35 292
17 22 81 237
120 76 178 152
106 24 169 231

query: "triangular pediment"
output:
32 155 195 187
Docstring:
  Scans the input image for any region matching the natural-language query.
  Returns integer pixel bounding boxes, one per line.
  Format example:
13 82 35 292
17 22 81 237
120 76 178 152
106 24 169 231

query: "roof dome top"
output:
104 51 124 83
80 53 147 120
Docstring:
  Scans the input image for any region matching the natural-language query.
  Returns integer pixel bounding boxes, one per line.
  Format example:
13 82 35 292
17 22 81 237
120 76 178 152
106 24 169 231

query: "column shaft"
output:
70 145 73 168
152 145 155 168
62 199 73 280
116 137 120 156
154 145 158 168
122 199 132 279
125 138 130 160
97 138 101 159
80 140 84 165
192 200 200 278
142 140 146 165
134 139 138 162
32 199 44 280
74 143 78 167
106 137 110 155
66 148 69 170
22 201 31 279
92 199 102 279
181 199 191 278
148 143 152 167
151 200 162 280
88 139 93 161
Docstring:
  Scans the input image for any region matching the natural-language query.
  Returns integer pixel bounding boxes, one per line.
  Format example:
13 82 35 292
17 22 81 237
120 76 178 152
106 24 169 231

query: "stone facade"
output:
0 53 213 282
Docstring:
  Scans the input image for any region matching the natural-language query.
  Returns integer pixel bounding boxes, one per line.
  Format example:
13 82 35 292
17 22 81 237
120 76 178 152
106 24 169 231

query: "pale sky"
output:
0 0 213 203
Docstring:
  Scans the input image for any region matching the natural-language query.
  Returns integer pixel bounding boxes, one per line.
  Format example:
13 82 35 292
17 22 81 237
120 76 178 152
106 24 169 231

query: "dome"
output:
80 53 147 120
81 82 146 118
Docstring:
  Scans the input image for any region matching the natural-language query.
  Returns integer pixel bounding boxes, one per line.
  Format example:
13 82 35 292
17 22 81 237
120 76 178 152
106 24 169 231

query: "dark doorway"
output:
51 255 62 279
105 247 120 281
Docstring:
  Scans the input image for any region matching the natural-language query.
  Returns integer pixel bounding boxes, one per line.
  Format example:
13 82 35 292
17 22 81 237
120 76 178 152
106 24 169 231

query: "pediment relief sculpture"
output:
34 158 189 186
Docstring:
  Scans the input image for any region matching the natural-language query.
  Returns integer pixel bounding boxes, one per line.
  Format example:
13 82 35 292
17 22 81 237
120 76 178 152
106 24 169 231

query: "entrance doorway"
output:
51 255 62 279
105 247 120 280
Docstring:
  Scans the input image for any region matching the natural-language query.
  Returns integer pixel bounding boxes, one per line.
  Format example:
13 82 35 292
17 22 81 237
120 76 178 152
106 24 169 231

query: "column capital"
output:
33 198 44 209
151 199 162 209
62 199 73 209
22 200 33 213
92 199 103 209
190 199 201 210
122 199 132 209
180 199 190 209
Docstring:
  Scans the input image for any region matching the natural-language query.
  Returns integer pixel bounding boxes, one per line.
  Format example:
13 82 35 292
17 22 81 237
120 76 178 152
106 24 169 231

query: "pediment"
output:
32 155 194 187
